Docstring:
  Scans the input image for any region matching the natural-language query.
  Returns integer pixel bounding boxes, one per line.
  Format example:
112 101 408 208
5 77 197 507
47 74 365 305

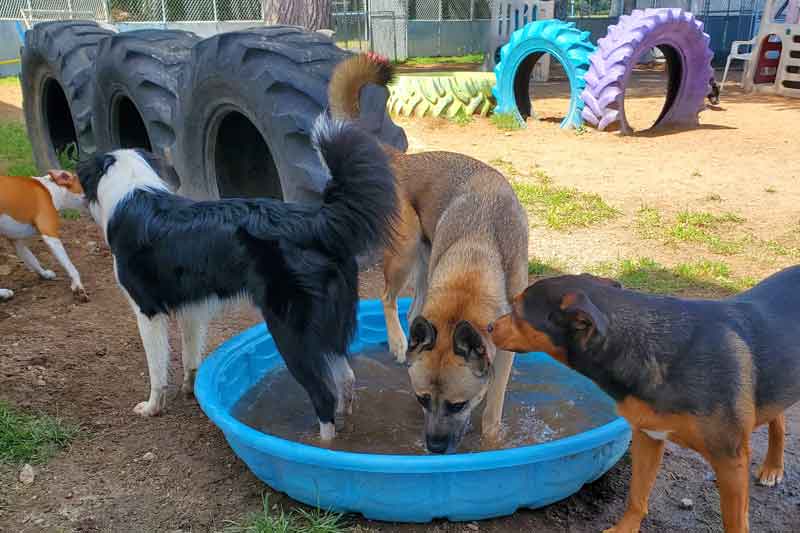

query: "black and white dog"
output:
77 117 397 440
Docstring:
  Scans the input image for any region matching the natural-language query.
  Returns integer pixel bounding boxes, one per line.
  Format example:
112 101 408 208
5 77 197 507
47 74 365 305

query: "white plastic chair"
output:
721 39 756 92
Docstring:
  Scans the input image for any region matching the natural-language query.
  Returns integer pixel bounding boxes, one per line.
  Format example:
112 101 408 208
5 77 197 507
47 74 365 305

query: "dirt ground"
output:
2 70 800 533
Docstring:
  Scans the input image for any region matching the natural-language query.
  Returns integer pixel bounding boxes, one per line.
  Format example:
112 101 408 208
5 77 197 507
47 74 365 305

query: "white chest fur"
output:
641 429 672 441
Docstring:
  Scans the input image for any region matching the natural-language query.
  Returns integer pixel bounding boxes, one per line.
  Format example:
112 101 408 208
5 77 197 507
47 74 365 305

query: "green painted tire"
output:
387 73 496 118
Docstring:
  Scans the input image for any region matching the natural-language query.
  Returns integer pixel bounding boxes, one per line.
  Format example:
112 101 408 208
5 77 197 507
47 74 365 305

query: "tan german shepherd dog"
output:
328 53 529 453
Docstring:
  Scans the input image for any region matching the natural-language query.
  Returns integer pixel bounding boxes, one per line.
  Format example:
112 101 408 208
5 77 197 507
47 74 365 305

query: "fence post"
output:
161 0 167 25
213 0 219 22
67 0 73 19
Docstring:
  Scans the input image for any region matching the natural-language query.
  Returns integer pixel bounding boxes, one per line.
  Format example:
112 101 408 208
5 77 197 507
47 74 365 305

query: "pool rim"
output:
195 299 631 474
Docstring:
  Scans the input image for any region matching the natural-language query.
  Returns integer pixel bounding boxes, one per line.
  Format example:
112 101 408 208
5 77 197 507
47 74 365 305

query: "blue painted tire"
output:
493 19 595 129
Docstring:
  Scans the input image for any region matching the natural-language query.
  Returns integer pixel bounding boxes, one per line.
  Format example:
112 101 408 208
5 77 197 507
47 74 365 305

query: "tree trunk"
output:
262 0 332 31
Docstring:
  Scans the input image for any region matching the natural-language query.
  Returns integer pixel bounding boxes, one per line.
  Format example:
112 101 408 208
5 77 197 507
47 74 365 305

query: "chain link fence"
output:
1 1 109 22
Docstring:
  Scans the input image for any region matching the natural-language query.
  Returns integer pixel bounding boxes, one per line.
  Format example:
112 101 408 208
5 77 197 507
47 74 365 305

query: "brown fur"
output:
328 53 529 451
491 273 800 532
0 175 62 237
328 53 394 120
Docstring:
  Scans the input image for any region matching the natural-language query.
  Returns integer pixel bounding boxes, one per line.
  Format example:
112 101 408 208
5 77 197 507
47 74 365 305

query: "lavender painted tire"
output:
580 9 714 134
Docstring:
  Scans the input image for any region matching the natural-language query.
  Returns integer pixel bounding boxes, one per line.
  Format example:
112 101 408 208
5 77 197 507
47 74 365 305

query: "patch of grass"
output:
574 124 588 136
634 205 663 239
528 258 562 277
0 121 37 176
60 208 81 220
511 171 620 230
667 211 745 255
691 169 702 177
449 108 473 126
223 496 346 533
490 112 522 131
57 142 79 172
704 193 723 202
400 53 484 66
488 157 517 176
0 401 78 465
0 76 20 87
765 186 777 193
590 258 755 296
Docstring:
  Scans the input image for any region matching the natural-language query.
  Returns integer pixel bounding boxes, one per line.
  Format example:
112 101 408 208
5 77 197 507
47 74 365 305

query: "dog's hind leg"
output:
14 240 56 280
382 198 423 364
407 242 430 324
604 430 666 533
757 414 786 486
178 305 209 398
131 308 171 417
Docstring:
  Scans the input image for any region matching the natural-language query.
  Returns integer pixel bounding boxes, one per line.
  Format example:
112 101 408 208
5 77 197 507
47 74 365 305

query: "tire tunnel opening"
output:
42 78 78 161
112 95 153 151
512 52 572 125
625 44 682 132
210 110 283 200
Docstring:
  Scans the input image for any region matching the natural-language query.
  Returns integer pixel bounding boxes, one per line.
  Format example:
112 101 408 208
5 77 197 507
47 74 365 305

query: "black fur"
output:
707 77 720 105
514 268 800 421
77 153 116 204
77 119 398 425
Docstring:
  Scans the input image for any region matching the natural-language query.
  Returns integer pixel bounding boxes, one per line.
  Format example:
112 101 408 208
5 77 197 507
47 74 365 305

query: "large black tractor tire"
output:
92 29 200 188
177 25 406 202
21 20 115 171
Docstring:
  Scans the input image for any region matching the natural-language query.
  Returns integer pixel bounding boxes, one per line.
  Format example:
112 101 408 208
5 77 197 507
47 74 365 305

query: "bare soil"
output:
2 71 800 533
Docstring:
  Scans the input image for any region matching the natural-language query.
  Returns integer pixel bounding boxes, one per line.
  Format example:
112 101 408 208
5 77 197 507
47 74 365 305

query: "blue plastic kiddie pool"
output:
195 298 631 522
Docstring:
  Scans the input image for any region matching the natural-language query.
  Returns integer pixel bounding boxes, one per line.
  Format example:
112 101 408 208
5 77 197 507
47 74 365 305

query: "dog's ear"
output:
453 320 491 376
408 316 437 353
47 170 75 185
554 291 609 340
102 154 116 173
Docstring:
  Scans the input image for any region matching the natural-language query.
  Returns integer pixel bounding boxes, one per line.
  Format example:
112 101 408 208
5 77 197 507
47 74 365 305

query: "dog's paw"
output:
0 288 13 300
757 463 785 487
603 527 640 533
133 400 163 417
389 335 409 364
72 286 89 302
182 369 197 398
40 269 57 280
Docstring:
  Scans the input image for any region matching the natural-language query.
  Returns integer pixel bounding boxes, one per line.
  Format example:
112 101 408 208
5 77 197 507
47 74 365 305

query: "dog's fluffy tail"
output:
328 52 394 120
311 115 397 260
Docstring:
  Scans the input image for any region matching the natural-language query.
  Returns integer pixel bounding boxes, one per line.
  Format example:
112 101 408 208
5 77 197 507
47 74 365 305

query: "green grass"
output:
590 257 755 295
635 206 746 255
223 497 346 533
0 76 20 87
528 258 562 277
511 172 620 230
0 121 77 175
490 113 522 131
703 193 723 202
667 211 745 255
60 208 81 220
765 186 777 193
449 108 473 126
0 401 78 465
399 53 484 66
0 121 38 176
574 124 588 136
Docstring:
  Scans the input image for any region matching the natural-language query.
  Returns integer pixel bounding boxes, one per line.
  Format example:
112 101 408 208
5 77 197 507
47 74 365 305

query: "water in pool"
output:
232 347 617 454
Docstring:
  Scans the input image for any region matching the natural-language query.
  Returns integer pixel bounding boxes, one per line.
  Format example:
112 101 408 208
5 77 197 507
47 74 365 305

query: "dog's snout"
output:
426 434 450 454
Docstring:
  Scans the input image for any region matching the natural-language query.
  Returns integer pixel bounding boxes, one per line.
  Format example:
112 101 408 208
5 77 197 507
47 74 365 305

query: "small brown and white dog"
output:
0 171 88 301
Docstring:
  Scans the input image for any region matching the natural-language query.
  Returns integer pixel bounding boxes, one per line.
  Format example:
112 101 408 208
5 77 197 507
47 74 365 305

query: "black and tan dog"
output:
329 53 529 453
489 268 800 532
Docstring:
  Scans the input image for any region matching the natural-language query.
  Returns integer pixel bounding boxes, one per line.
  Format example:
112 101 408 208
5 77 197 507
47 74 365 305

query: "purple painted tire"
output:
581 9 714 134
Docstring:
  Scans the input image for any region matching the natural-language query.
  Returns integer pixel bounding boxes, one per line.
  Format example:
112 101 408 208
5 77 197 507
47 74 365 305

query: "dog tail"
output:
310 114 397 260
328 52 394 120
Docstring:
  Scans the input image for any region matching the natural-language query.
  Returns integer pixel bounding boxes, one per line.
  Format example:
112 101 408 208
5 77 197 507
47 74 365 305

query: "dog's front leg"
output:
41 235 87 301
14 240 56 280
604 429 666 533
132 309 171 417
481 348 514 443
713 442 752 533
